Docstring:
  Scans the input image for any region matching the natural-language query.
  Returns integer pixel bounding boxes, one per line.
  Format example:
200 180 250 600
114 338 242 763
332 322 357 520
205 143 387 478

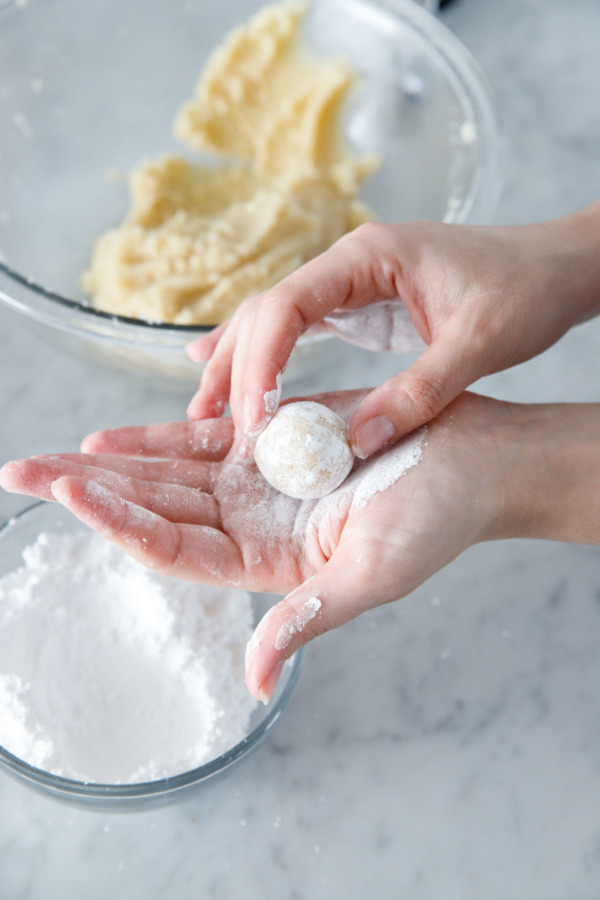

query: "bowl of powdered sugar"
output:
0 502 303 810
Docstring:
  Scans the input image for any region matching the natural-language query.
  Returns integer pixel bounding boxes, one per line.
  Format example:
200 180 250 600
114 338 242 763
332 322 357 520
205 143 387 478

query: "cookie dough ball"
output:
254 401 354 500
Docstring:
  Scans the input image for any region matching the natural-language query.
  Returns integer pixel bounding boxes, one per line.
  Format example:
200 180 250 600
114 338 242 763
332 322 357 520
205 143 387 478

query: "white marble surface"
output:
1 0 600 897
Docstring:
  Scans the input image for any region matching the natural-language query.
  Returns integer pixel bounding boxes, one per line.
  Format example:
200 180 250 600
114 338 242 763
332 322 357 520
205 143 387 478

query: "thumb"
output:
245 545 395 704
349 329 479 457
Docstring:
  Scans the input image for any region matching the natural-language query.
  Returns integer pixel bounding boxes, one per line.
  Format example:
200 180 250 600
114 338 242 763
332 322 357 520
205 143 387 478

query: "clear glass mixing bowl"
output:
0 502 304 811
0 0 501 385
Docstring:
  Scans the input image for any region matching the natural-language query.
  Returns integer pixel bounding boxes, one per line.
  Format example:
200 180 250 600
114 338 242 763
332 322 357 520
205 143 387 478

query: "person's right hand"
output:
187 203 600 457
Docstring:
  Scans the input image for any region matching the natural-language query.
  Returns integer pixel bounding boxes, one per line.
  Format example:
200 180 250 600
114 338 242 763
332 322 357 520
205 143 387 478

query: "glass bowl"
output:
0 0 501 385
0 501 304 811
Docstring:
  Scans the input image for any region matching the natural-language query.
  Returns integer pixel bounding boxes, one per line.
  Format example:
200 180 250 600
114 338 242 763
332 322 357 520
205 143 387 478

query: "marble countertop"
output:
1 0 600 896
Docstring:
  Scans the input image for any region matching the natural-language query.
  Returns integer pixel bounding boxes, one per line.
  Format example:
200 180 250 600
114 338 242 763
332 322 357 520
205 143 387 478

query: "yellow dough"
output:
83 2 377 325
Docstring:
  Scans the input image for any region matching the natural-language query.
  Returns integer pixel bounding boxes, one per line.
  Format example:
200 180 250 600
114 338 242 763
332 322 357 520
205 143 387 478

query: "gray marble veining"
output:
1 0 600 897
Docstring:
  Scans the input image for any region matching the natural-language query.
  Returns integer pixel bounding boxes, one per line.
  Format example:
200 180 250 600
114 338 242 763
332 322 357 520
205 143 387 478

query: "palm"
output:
1 390 507 701
1 391 498 604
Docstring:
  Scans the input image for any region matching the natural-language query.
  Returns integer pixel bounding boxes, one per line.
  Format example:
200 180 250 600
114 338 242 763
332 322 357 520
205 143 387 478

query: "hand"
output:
186 203 600 456
1 391 539 703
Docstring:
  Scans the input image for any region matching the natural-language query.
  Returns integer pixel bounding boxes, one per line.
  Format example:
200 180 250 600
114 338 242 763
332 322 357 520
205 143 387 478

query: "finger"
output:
187 319 239 421
1 458 220 526
33 453 216 491
229 299 272 433
50 477 244 585
281 388 370 425
234 224 403 437
0 459 48 498
186 322 228 362
349 328 479 457
81 419 234 461
245 537 394 703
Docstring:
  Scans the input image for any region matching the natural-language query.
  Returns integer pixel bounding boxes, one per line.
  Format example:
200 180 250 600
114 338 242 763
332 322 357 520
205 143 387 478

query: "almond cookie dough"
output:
254 401 354 500
84 2 377 325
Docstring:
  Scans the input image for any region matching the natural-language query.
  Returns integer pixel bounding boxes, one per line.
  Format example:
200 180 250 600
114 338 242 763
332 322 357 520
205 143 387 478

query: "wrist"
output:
546 201 600 326
488 403 600 545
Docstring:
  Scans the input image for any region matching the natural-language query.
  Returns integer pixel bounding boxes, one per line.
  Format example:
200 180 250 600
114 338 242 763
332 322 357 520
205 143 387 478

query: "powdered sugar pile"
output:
0 531 256 784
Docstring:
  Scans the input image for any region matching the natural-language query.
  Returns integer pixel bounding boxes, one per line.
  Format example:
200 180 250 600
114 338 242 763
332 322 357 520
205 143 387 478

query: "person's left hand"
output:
0 391 522 702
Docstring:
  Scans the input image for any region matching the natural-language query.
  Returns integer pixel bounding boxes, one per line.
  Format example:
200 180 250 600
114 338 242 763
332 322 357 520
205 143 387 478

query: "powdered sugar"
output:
314 299 426 354
215 452 301 552
275 596 322 650
264 372 282 418
0 531 256 783
350 428 426 510
216 415 426 566
245 373 283 438
244 428 424 666
295 426 427 549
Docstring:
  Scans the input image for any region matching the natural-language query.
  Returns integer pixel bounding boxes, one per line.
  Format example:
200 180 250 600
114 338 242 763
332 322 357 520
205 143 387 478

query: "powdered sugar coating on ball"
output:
254 401 354 500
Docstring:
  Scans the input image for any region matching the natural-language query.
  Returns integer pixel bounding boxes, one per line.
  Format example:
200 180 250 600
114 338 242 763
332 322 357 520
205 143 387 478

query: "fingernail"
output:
242 396 252 433
185 339 210 362
212 398 227 417
257 660 285 706
50 476 71 502
235 431 255 461
0 462 15 487
187 392 206 421
354 416 395 458
264 373 282 419
243 396 264 438
80 433 100 453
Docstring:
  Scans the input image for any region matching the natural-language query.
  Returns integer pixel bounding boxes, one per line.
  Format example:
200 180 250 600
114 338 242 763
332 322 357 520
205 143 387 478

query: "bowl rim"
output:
0 501 305 800
0 0 502 344
0 260 211 333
